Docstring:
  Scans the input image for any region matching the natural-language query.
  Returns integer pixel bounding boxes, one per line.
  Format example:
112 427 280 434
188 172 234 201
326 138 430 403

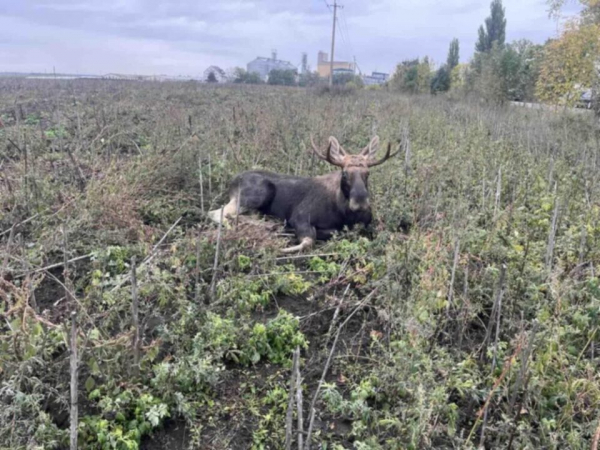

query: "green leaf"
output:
10 318 21 331
89 389 101 400
85 376 96 392
88 358 100 374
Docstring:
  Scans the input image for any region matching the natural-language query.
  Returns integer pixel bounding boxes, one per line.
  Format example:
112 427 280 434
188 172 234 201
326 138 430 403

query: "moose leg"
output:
208 195 246 225
281 222 316 254
316 229 337 240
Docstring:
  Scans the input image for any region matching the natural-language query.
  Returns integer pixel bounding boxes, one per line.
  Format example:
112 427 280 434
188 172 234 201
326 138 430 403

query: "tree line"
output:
391 0 600 109
224 67 362 88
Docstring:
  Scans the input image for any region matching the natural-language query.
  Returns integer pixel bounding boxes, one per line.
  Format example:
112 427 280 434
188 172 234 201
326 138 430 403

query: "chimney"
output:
271 49 277 60
318 51 328 64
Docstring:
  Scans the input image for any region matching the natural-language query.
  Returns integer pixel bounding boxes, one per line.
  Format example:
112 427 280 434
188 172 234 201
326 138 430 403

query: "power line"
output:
337 7 358 74
336 17 349 52
340 8 354 56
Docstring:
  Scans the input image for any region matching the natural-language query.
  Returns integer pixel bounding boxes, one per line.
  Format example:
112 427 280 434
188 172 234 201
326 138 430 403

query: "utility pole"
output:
328 0 342 87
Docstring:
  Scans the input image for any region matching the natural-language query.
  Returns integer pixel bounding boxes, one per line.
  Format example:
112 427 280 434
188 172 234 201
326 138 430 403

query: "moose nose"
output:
349 191 370 211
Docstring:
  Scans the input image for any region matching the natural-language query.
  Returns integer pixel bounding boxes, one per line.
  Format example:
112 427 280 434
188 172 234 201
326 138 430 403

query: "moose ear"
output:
360 136 380 158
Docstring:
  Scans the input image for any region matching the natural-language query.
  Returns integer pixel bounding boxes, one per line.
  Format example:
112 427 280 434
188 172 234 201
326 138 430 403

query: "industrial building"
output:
316 51 355 78
362 71 389 86
247 51 297 81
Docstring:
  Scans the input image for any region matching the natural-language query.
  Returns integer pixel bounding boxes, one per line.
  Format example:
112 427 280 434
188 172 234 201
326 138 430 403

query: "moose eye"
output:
342 171 348 179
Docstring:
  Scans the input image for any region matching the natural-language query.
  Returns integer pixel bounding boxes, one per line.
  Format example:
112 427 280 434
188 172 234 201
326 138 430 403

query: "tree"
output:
206 72 218 83
546 0 600 112
431 66 451 93
390 58 432 94
536 23 600 106
233 68 263 84
390 58 419 91
476 0 506 53
332 72 363 87
417 57 433 92
474 44 507 103
449 63 468 94
447 38 460 70
548 0 600 25
510 39 544 101
298 71 321 87
268 69 297 86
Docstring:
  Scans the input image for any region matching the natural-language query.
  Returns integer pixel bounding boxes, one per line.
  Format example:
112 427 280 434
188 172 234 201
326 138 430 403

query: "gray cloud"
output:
0 0 577 76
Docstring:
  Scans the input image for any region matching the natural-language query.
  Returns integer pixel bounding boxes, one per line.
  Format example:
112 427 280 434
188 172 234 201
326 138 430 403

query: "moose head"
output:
310 135 398 213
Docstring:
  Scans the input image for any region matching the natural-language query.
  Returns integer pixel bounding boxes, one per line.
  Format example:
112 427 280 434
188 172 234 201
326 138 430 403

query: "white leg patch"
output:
209 196 246 226
208 208 224 224
280 237 314 254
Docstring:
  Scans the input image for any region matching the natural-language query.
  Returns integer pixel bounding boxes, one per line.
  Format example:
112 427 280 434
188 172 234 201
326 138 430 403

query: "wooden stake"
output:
209 207 224 302
296 354 304 450
69 310 78 450
545 197 560 273
447 238 460 316
1 225 15 279
198 155 205 214
285 348 300 450
131 256 140 377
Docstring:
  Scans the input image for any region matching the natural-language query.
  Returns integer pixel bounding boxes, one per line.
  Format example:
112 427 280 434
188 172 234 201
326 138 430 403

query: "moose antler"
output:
366 141 401 167
360 136 380 157
310 134 327 158
310 135 345 167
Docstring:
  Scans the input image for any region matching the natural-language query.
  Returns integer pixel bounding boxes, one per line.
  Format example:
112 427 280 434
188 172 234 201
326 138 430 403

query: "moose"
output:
208 136 399 253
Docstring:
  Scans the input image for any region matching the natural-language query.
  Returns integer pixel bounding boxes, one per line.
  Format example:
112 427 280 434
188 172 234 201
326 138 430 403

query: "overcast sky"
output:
0 0 580 76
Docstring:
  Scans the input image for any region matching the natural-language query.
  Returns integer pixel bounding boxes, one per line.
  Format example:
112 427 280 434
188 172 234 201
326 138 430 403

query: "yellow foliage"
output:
536 21 600 106
449 64 468 93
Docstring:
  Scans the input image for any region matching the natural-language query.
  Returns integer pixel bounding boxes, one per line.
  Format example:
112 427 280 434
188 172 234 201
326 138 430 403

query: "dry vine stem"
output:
304 289 378 450
110 216 182 293
592 419 600 450
15 253 93 278
467 334 525 446
480 263 507 446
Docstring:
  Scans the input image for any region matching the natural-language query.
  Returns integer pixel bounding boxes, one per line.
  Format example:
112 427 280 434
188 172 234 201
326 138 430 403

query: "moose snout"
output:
349 190 370 211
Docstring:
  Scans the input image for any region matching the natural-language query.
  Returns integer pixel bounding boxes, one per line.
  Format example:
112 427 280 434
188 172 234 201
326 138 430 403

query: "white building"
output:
247 51 296 81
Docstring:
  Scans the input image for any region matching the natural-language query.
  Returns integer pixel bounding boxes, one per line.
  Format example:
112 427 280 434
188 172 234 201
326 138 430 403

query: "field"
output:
1 79 600 449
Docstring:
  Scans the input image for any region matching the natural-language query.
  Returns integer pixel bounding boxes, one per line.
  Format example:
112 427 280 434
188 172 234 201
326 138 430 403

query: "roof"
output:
249 57 295 67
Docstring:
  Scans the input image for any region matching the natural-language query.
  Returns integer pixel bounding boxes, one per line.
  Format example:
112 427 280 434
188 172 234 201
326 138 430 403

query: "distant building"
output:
301 52 308 75
247 51 296 81
333 68 354 75
362 71 389 86
103 73 147 81
317 51 355 78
